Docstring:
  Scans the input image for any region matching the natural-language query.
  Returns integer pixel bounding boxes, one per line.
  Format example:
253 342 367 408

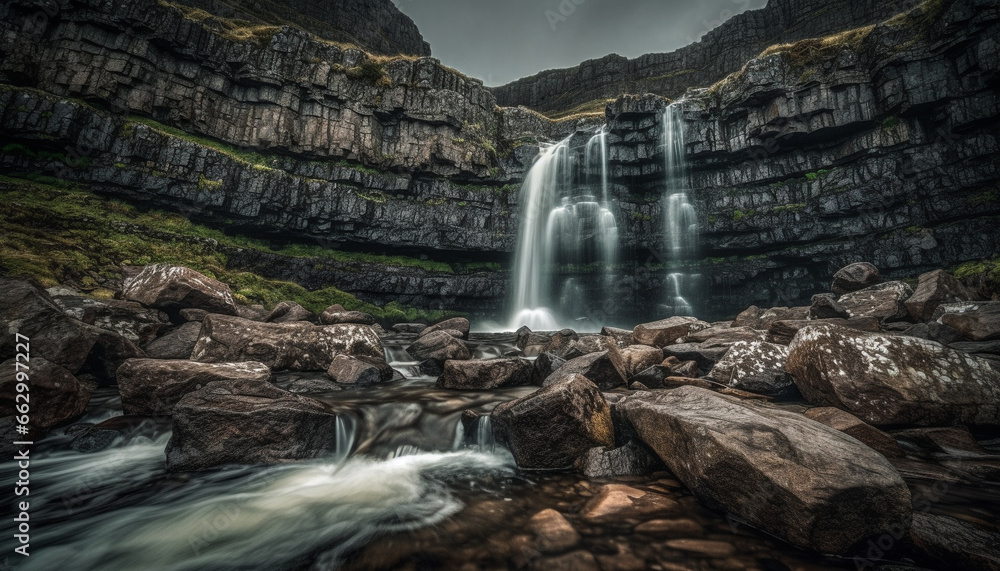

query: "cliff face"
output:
490 0 923 114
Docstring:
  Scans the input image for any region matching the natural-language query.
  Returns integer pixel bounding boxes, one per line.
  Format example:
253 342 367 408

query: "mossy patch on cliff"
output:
542 98 615 121
953 258 1000 300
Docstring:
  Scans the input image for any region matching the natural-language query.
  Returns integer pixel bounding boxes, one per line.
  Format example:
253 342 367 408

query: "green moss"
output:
881 116 901 130
128 115 275 169
733 209 756 223
632 212 653 222
967 188 999 206
953 257 1000 299
346 61 391 87
198 173 224 191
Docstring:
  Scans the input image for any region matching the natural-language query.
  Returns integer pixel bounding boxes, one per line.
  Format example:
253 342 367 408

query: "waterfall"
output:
334 415 356 465
476 416 496 454
661 102 699 316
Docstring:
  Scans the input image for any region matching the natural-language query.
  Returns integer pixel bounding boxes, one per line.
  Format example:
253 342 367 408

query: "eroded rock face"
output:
787 325 1000 426
191 315 384 371
123 265 238 317
117 359 272 416
939 302 1000 342
633 317 710 348
405 331 471 362
618 386 912 555
436 358 533 390
838 282 913 322
706 341 792 396
906 270 976 322
0 357 91 429
491 374 614 470
832 262 882 296
166 379 345 471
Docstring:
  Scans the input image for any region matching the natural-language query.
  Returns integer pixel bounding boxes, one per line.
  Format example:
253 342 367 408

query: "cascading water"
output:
661 102 700 316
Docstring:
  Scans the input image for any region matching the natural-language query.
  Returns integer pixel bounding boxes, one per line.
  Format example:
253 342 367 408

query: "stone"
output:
562 335 616 360
531 352 566 386
901 322 965 345
664 376 714 389
574 442 662 478
529 551 599 571
0 357 91 429
906 270 976 322
406 330 471 362
668 360 700 378
787 324 1000 426
266 301 315 324
51 295 170 346
418 359 444 377
320 308 376 326
631 365 670 389
122 264 238 317
69 415 166 453
117 359 272 416
634 519 703 536
891 426 986 454
491 374 615 470
910 512 1000 571
804 407 904 458
421 317 470 340
662 344 730 370
810 294 850 320
392 323 427 334
579 484 680 525
618 386 912 555
663 539 735 558
619 345 665 378
166 379 347 471
235 305 270 321
766 317 880 345
940 302 1000 341
326 355 394 386
838 281 913 322
179 308 209 322
706 341 792 396
732 306 811 330
516 327 553 357
687 326 765 346
436 358 533 390
731 306 764 328
543 349 629 391
143 321 202 360
600 327 634 348
633 317 710 348
832 262 881 295
528 509 580 554
191 314 384 371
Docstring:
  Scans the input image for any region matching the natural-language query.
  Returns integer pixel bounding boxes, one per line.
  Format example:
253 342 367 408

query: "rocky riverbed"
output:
2 261 1000 570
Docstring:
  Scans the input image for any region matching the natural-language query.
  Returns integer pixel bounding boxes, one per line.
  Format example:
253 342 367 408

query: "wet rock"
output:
436 358 533 390
891 426 986 454
117 359 272 416
406 330 471 362
939 301 1000 341
706 341 792 396
839 281 913 322
421 317 471 340
619 345 665 378
166 379 346 471
516 326 552 357
192 315 383 371
122 264 238 317
668 360 700 378
600 327 634 348
787 324 1000 426
266 301 316 324
563 335 616 360
901 322 965 345
529 551 599 571
810 294 850 320
491 374 614 470
633 317 710 348
579 484 680 525
662 343 730 370
906 270 977 322
618 386 912 555
543 349 629 391
910 512 1000 571
327 355 394 386
282 377 344 394
832 262 881 295
634 518 703 536
804 407 904 458
52 295 170 346
528 509 580 554
70 416 168 453
418 359 445 376
574 442 662 478
687 326 765 346
948 341 1000 360
392 323 427 335
766 317 881 345
143 322 202 360
631 365 670 389
542 330 580 356
0 357 91 429
531 352 566 386
320 307 377 326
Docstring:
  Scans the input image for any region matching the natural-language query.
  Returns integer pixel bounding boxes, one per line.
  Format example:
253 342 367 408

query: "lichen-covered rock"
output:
633 317 710 348
766 317 880 345
562 335 616 360
687 326 766 346
810 294 850 320
436 358 533 390
618 386 912 555
939 302 1000 342
543 349 629 391
906 270 976 322
832 262 882 295
191 314 384 371
326 355 394 386
491 374 614 470
117 359 272 416
123 265 238 317
618 345 665 378
320 308 376 326
143 322 202 360
0 357 91 429
787 324 1000 426
707 341 792 396
405 330 471 363
421 317 471 340
838 281 913 322
266 302 316 324
52 295 170 346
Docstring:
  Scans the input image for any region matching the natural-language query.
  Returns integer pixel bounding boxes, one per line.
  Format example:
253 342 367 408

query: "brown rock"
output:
144 321 202 360
543 348 629 390
910 512 1000 571
320 308 376 326
766 317 880 345
838 281 913 322
804 407 904 458
117 359 272 416
0 357 91 429
619 345 665 377
123 264 238 316
906 270 976 322
580 484 680 524
266 301 315 323
633 317 710 348
940 302 1000 342
528 509 580 554
406 330 471 362
832 262 881 296
706 341 792 396
327 355 394 386
664 539 735 558
634 519 703 536
436 358 533 390
420 317 471 339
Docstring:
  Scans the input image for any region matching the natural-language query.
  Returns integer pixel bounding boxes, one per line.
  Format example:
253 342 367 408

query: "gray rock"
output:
52 295 170 346
832 262 881 296
123 265 238 317
906 269 976 322
574 442 663 478
810 294 850 320
406 330 471 362
707 341 793 396
436 358 533 390
662 344 730 370
320 307 376 326
0 357 91 429
117 359 272 416
633 317 711 348
839 281 913 322
327 355 394 386
939 301 1000 342
766 317 880 345
392 323 428 334
421 317 471 340
266 301 315 324
144 321 202 360
543 349 629 391
531 352 566 386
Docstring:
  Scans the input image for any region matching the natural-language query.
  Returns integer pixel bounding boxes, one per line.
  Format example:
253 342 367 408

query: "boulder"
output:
579 484 680 525
327 355 394 386
687 326 765 346
543 349 628 390
0 357 91 429
731 305 764 328
619 345 664 378
515 326 552 357
664 376 714 389
910 512 1000 571
766 317 880 345
179 308 210 322
528 509 580 554
832 262 881 295
52 295 170 346
939 302 1000 342
491 374 614 470
320 308 376 326
542 329 580 356
418 358 445 377
600 327 634 348
117 359 272 416
436 358 533 390
668 359 700 378
574 442 662 478
265 301 315 324
122 264 238 316
787 325 1000 426
143 321 202 360
706 341 792 396
901 322 966 345
633 317 710 348
809 294 850 320
392 323 428 335
562 335 616 360
803 407 904 458
661 343 730 370
69 416 167 453
631 365 670 389
891 426 986 454
906 270 976 322
191 314 384 371
166 379 347 471
531 352 566 386
421 317 471 340
839 281 913 322
732 306 810 330
405 330 471 362
235 305 270 321
618 387 912 554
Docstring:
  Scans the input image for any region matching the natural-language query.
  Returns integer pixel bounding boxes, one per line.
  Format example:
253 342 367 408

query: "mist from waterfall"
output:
661 102 699 316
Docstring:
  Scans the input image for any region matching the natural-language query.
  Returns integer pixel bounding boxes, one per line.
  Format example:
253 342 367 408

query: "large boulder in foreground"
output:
618 386 912 554
0 357 91 429
706 341 792 396
832 262 881 295
165 379 345 471
491 374 614 470
436 358 532 390
906 270 976 322
787 325 1000 426
117 359 272 416
633 317 710 348
123 265 238 316
405 330 471 362
191 315 383 371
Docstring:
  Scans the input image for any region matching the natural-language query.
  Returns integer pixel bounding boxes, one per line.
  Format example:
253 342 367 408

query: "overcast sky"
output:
392 0 769 86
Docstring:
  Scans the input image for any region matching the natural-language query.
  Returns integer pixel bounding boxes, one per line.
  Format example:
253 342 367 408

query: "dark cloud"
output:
392 0 768 86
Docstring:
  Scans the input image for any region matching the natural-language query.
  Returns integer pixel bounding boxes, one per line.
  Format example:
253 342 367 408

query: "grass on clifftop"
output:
542 98 616 121
953 258 1000 300
0 175 459 321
